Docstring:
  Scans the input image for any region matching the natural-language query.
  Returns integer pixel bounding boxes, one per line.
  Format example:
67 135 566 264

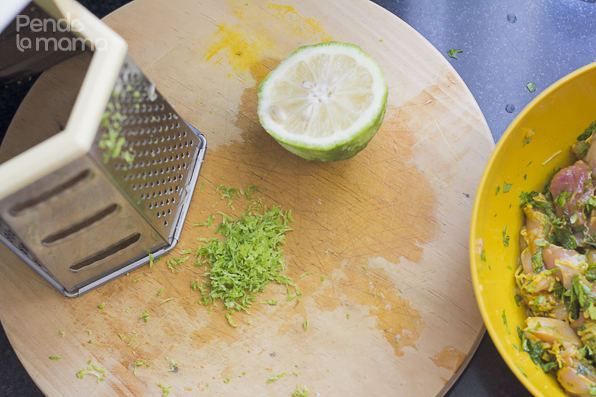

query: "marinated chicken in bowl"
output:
516 123 596 396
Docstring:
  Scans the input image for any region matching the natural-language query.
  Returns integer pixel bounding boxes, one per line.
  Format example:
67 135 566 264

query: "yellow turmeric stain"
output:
266 3 333 42
203 23 269 75
201 1 332 77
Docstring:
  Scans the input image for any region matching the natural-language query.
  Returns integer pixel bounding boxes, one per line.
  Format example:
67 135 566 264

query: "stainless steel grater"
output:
0 0 206 296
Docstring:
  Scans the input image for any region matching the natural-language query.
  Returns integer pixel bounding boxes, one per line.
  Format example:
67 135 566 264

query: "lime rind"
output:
257 42 388 162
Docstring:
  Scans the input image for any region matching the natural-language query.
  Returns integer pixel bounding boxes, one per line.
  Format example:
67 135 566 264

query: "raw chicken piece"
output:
542 246 579 270
525 317 582 347
549 160 594 226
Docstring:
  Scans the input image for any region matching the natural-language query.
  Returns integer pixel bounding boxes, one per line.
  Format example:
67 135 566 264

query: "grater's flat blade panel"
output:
0 156 168 292
88 55 203 242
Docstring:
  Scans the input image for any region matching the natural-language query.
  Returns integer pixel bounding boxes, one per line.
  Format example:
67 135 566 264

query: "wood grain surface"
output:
0 0 495 396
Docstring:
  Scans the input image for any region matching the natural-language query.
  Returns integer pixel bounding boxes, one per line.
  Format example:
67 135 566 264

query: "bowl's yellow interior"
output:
471 62 596 397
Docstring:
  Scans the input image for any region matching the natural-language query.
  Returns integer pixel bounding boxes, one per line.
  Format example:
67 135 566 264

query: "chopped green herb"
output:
480 250 486 262
495 186 500 195
578 120 596 141
446 48 463 59
514 295 522 307
267 373 286 383
526 82 536 93
49 356 62 360
503 182 512 193
502 226 510 247
98 303 105 310
524 174 527 180
502 310 510 334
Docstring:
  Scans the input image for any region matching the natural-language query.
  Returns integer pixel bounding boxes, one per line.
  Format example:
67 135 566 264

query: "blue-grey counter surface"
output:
2 0 596 395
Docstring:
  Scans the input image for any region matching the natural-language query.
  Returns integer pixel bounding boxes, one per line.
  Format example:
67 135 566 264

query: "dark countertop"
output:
2 0 596 396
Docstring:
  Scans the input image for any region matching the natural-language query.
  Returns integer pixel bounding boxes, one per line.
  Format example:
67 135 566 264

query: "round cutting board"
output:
0 0 495 396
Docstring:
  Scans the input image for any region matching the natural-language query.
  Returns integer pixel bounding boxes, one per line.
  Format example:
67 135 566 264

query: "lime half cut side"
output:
257 42 388 162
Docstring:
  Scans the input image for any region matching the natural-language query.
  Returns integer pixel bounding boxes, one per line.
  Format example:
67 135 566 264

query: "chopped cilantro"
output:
503 182 512 193
495 186 500 195
578 120 596 141
526 82 536 92
514 295 522 307
502 226 510 247
446 48 463 59
531 247 545 273
501 310 510 334
554 191 571 208
480 250 486 262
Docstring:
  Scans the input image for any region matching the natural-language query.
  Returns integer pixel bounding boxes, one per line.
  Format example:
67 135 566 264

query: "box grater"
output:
0 0 206 296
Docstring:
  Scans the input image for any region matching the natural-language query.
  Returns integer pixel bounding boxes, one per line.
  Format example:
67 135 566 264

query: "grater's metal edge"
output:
76 123 206 296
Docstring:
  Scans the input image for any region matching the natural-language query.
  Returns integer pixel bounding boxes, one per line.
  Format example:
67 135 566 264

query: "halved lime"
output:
257 42 388 162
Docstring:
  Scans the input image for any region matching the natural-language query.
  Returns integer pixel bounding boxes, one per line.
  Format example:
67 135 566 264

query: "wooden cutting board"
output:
0 0 495 396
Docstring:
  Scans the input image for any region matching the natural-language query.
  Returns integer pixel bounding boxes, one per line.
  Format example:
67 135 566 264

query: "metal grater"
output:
0 0 206 296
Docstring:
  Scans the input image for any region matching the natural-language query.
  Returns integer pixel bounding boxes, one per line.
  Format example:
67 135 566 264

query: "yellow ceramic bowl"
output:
471 62 596 397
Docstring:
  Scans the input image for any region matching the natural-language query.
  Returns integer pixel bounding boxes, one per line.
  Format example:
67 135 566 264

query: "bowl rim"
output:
470 60 596 396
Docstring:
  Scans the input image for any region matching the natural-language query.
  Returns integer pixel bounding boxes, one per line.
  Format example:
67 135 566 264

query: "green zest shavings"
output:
59 330 65 337
98 108 135 166
194 192 294 319
261 299 278 305
128 332 137 346
169 360 179 372
161 297 173 304
98 303 105 310
224 378 230 383
134 360 146 375
157 287 164 296
167 256 188 273
226 312 239 328
140 311 149 323
76 361 106 382
293 384 310 397
526 82 536 93
159 382 172 396
346 314 350 319
49 356 62 360
303 320 309 331
446 48 463 59
502 226 510 247
201 182 205 193
267 373 286 383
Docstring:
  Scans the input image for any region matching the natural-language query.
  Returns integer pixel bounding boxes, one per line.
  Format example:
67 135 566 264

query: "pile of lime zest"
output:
149 254 161 268
133 359 147 375
167 256 188 273
161 297 173 304
158 382 172 396
293 384 309 397
157 287 164 296
261 299 278 305
303 320 309 331
193 193 295 319
98 303 105 309
217 184 239 208
76 361 106 382
128 332 137 346
267 373 287 383
49 356 62 360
